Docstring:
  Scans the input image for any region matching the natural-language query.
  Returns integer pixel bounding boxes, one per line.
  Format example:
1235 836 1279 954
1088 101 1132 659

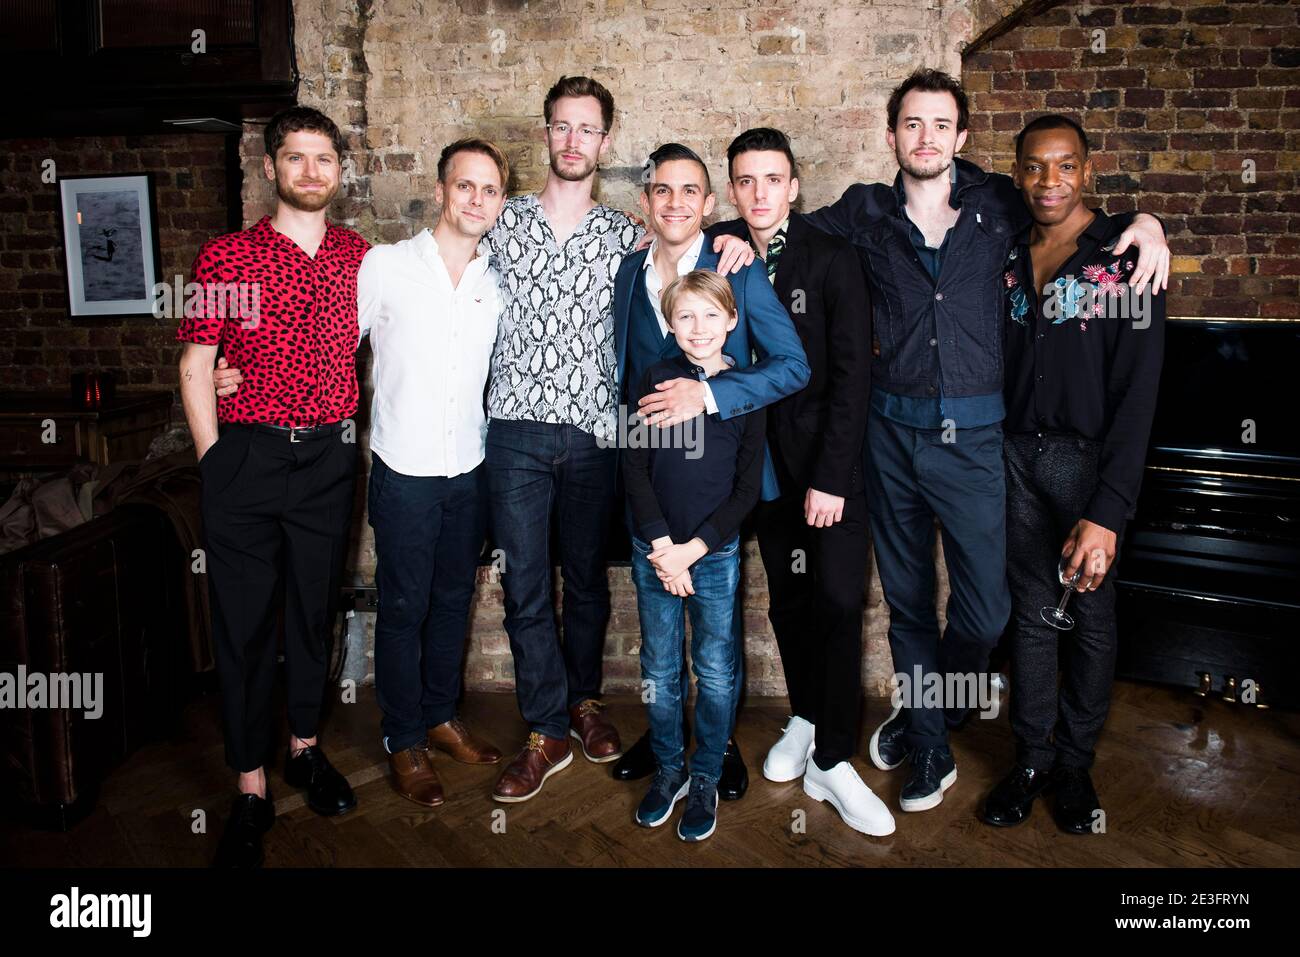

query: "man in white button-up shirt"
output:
357 139 512 807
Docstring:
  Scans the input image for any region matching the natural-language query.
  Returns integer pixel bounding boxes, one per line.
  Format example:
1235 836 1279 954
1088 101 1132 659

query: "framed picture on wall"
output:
57 173 161 317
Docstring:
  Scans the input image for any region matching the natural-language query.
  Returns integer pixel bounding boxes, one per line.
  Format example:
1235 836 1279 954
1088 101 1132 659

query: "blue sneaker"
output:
635 768 690 828
677 776 719 842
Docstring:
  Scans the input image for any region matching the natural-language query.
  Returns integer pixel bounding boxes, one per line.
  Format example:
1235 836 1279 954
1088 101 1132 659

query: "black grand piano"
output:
1116 318 1300 709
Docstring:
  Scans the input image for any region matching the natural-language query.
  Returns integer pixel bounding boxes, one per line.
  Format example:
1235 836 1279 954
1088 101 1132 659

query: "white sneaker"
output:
803 759 896 836
762 715 816 782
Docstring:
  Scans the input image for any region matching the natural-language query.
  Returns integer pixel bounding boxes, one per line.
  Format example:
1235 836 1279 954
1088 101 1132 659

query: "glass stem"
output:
1054 586 1071 618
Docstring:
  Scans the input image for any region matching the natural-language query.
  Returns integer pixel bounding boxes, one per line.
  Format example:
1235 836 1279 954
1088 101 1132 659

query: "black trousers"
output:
200 424 358 773
1004 432 1121 772
755 489 870 766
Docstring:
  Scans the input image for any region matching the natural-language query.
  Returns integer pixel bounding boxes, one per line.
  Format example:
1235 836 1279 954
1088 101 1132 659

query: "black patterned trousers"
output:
1004 432 1123 772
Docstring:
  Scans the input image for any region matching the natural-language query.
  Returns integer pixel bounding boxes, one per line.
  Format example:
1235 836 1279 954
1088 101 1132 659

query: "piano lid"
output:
1149 319 1300 472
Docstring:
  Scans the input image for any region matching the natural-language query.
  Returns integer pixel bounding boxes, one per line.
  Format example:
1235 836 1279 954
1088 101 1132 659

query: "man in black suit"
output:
710 128 891 836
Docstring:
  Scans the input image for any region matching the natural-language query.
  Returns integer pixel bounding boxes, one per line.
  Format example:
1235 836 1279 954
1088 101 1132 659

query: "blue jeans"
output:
369 455 487 752
485 419 617 739
632 535 740 783
865 411 1011 749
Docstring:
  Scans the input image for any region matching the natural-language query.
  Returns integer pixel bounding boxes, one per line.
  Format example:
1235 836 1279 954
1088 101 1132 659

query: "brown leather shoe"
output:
427 718 503 765
388 746 444 807
492 732 573 803
568 699 623 763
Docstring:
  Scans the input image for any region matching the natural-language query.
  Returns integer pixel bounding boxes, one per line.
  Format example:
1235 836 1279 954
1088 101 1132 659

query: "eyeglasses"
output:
546 122 607 144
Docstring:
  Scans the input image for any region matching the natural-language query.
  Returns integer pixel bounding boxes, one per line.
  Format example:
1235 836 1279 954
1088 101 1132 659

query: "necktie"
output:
763 228 786 284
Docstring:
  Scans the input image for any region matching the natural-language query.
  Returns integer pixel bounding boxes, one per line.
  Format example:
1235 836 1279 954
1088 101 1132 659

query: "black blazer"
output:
706 214 872 498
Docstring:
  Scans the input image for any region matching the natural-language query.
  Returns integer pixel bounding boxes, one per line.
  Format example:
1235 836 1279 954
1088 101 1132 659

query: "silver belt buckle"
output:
289 426 301 443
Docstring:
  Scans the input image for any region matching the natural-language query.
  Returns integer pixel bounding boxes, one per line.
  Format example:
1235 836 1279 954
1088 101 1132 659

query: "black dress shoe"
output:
284 745 356 817
1051 765 1101 835
981 764 1051 827
718 739 748 801
213 791 275 868
612 730 657 781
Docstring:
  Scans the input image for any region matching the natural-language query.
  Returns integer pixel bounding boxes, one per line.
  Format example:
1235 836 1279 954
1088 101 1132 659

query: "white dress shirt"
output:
358 228 501 477
641 230 718 414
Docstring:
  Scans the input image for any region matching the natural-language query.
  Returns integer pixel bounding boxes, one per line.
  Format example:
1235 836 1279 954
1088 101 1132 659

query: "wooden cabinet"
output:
0 391 173 473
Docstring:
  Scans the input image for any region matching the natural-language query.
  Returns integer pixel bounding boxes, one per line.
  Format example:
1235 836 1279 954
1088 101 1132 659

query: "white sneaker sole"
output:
868 702 906 772
491 750 574 803
899 766 957 813
634 779 690 828
762 739 815 783
803 776 896 837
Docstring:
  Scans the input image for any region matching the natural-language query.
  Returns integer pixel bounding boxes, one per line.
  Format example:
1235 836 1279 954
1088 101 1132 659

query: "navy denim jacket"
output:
799 157 1028 401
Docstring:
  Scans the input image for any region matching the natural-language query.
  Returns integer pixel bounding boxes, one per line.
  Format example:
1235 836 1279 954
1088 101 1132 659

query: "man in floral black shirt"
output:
982 115 1165 835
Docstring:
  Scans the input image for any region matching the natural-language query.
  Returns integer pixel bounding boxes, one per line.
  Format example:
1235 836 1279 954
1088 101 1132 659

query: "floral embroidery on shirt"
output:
1004 268 1029 326
1081 260 1126 290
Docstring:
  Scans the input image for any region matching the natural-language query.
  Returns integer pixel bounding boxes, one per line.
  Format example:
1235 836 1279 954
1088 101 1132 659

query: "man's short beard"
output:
898 155 951 181
549 151 597 182
276 179 338 212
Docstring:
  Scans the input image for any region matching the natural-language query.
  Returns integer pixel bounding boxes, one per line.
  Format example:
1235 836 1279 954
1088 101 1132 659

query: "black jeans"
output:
485 419 616 739
368 454 487 753
756 490 870 766
200 424 357 773
1004 432 1121 771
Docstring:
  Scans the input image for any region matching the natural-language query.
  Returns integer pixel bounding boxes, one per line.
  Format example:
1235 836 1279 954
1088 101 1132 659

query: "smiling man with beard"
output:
178 106 370 867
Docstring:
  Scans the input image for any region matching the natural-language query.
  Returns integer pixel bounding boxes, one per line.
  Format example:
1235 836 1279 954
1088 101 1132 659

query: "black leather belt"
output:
226 421 345 443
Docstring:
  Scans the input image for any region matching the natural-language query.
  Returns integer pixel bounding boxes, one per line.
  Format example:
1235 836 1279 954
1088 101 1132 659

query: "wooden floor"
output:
6 682 1299 868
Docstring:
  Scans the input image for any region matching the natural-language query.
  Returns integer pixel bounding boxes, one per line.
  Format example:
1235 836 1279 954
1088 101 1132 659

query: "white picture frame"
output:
58 173 161 317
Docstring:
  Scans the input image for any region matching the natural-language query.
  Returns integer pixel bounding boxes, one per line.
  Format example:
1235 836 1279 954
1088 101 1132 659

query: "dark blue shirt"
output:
875 164 1005 430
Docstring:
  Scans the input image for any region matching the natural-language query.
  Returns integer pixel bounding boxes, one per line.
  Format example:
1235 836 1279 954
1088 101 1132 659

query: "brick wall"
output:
0 134 231 392
961 0 1300 320
240 0 988 697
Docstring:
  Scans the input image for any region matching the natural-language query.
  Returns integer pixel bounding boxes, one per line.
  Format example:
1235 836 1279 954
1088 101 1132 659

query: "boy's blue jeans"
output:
631 535 741 783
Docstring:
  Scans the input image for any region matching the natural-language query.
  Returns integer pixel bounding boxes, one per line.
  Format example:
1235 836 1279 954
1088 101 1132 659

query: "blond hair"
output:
661 270 736 327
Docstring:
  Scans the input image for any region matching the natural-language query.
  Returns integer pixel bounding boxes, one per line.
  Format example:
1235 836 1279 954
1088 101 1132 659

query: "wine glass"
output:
1040 554 1083 630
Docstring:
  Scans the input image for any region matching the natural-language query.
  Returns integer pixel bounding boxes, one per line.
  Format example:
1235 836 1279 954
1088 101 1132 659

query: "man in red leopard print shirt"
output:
177 106 368 868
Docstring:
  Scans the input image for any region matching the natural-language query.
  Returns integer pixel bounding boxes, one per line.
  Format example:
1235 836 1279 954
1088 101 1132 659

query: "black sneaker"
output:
981 764 1051 827
900 745 957 812
634 767 690 828
677 777 719 842
1051 765 1101 835
212 791 275 868
284 745 356 817
868 702 910 771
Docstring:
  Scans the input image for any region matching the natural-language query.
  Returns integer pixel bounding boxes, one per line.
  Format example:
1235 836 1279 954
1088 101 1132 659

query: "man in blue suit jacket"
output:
609 142 810 798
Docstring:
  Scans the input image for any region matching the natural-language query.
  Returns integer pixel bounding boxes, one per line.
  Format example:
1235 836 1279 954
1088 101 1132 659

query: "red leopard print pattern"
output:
176 215 369 427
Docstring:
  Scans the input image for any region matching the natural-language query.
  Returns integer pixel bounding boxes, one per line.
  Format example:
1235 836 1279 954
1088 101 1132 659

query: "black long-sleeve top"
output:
1002 208 1166 532
622 355 766 553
